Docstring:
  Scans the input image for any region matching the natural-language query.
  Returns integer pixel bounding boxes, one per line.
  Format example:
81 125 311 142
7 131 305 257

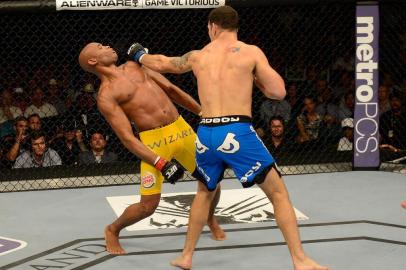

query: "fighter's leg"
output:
177 119 226 241
207 184 226 240
171 181 217 269
258 167 329 270
106 159 164 255
190 169 225 241
105 193 161 255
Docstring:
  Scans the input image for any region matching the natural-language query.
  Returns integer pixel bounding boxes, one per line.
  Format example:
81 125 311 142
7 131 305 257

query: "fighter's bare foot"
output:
104 225 126 255
170 254 192 270
208 219 226 241
294 257 330 270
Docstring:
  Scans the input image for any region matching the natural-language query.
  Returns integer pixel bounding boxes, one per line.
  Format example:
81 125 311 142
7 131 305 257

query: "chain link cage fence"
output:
0 0 405 192
378 2 406 174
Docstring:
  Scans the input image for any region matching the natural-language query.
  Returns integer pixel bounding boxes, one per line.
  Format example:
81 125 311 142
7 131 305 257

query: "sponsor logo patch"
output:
141 173 155 188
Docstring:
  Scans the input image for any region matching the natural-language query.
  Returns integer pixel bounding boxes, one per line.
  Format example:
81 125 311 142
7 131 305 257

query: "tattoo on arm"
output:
170 51 195 71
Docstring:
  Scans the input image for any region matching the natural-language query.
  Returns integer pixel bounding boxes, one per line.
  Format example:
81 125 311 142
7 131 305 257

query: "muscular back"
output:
192 41 256 117
98 62 179 131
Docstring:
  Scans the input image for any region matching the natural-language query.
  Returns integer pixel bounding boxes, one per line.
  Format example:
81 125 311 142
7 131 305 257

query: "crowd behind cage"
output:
0 57 405 171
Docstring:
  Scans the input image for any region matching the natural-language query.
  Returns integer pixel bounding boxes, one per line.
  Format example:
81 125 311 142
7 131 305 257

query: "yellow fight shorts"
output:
139 116 196 195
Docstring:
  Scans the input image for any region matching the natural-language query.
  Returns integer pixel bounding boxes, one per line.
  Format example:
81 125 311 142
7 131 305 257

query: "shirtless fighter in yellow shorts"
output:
78 42 225 255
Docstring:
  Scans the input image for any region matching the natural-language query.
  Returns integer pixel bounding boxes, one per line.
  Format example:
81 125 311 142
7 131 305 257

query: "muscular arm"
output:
140 51 198 74
145 68 201 115
253 46 286 100
97 94 158 165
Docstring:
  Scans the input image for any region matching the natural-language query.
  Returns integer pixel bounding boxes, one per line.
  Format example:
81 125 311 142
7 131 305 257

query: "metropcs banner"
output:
354 5 380 169
56 0 225 10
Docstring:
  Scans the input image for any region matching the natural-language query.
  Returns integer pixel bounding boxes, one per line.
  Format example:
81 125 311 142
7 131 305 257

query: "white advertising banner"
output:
56 0 225 11
107 188 308 231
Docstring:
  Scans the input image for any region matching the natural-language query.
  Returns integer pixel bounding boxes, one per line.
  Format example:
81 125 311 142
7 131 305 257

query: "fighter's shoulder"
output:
97 84 115 104
184 49 201 61
238 42 263 54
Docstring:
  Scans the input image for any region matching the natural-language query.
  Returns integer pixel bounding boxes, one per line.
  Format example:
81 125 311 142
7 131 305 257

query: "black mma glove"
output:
127 42 148 64
154 157 185 184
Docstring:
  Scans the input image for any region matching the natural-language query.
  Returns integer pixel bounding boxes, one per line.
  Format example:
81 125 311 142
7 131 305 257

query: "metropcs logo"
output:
355 14 379 155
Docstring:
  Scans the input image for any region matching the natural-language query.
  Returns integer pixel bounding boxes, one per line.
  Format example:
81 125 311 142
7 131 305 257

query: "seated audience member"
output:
24 87 58 118
296 96 323 144
315 86 340 124
78 131 118 164
263 116 293 159
47 78 67 115
338 92 354 121
50 122 87 165
259 97 291 125
378 85 391 116
27 113 42 132
285 82 304 121
337 118 354 151
1 116 29 167
74 83 105 136
12 86 29 113
379 91 406 151
13 130 61 168
0 89 23 134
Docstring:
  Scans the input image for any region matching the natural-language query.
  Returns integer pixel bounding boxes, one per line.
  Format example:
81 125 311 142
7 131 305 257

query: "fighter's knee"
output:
140 201 159 217
139 196 160 217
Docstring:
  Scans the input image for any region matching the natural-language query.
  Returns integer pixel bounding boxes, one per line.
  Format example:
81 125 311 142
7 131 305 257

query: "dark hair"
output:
390 89 404 102
30 130 46 142
14 116 27 124
269 115 285 127
28 113 40 121
208 6 239 30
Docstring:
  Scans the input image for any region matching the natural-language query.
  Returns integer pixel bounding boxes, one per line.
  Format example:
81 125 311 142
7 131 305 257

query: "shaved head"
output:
79 42 98 74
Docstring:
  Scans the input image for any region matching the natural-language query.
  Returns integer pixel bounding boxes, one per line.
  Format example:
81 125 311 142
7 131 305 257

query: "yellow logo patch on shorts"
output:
141 173 156 188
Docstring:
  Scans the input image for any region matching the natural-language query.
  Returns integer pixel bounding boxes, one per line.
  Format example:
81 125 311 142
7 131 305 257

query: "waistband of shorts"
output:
140 115 183 136
199 115 252 126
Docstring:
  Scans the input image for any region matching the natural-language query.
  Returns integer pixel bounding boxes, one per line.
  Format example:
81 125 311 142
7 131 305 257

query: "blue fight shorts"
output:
195 115 279 191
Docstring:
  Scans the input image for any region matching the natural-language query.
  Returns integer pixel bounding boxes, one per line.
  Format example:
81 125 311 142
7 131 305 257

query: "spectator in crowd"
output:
296 96 323 143
334 71 354 101
0 89 23 138
74 83 105 136
47 78 67 115
332 51 354 72
0 116 29 167
12 86 28 113
50 122 87 165
27 113 42 131
13 130 61 168
0 89 23 125
337 118 353 151
378 85 391 116
379 91 406 151
259 97 291 125
76 83 98 112
315 86 340 124
338 92 354 122
24 87 58 118
314 78 334 105
263 116 293 158
285 81 303 121
78 131 118 164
